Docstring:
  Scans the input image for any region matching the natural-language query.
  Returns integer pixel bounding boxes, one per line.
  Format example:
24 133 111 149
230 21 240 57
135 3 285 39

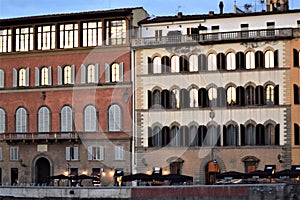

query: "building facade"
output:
0 7 148 186
132 2 300 184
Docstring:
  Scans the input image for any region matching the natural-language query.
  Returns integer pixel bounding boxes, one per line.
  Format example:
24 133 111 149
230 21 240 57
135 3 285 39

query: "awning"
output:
216 171 244 180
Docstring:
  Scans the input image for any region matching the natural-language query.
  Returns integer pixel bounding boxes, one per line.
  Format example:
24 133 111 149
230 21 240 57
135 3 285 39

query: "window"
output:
61 106 73 132
170 126 180 147
13 68 29 87
255 51 264 68
265 50 274 68
87 64 99 83
105 63 124 83
224 124 237 146
161 90 170 108
57 65 75 85
207 125 219 146
170 88 180 108
82 21 102 47
265 124 275 145
88 146 104 161
208 87 217 107
180 55 189 72
293 49 300 67
84 105 97 132
246 52 255 69
207 54 217 71
226 52 236 70
0 69 4 88
66 147 79 161
38 107 51 132
245 124 255 145
108 104 122 131
15 27 34 51
236 52 245 69
152 89 161 108
198 54 207 71
10 147 19 160
153 57 162 74
294 84 300 104
265 85 274 105
155 30 162 41
189 88 198 107
0 108 5 133
171 56 180 73
35 67 52 86
15 107 27 132
106 20 126 45
246 85 255 105
115 146 124 160
180 126 189 147
0 29 12 52
242 156 259 173
37 25 55 50
59 23 78 48
189 125 198 146
226 86 236 106
150 126 162 147
295 123 300 145
0 147 2 160
189 55 198 72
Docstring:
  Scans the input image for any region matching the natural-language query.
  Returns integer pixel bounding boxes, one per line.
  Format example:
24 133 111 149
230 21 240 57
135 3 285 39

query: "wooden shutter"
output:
95 64 99 83
119 62 124 82
240 125 245 146
99 146 104 160
48 66 52 85
80 64 86 84
275 124 280 145
66 147 70 160
0 70 4 88
274 50 278 68
25 68 29 86
0 109 5 133
35 67 40 86
105 63 110 82
57 66 62 85
87 146 93 160
294 49 299 67
73 147 79 160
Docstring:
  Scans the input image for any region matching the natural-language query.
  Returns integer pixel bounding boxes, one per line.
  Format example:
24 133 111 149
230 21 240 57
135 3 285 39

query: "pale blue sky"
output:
0 0 299 19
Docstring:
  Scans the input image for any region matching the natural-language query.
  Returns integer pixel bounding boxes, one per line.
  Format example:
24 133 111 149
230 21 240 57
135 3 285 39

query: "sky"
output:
0 0 299 19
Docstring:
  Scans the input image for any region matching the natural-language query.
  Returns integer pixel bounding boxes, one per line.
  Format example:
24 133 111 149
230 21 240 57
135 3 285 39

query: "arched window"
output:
18 68 27 86
64 65 72 84
108 104 122 131
153 57 162 74
198 88 208 108
0 69 4 88
246 85 255 105
190 125 199 146
61 106 73 132
265 50 274 68
152 90 161 108
236 52 245 69
38 106 51 132
189 88 198 107
170 88 180 108
226 86 236 106
246 52 255 69
208 87 217 107
245 124 255 145
207 125 218 146
217 53 226 70
180 55 189 72
265 84 274 105
265 124 275 145
255 51 264 68
198 54 207 71
295 123 300 145
207 54 217 71
87 64 96 83
224 124 237 146
180 126 189 147
162 126 170 147
112 63 120 82
256 124 265 145
41 67 49 86
170 126 180 147
189 54 198 72
226 52 236 70
0 108 6 133
152 126 162 147
15 107 27 132
84 105 97 132
171 56 180 73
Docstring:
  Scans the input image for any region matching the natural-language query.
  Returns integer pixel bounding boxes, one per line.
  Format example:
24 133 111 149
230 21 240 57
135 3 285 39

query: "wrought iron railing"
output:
132 28 300 47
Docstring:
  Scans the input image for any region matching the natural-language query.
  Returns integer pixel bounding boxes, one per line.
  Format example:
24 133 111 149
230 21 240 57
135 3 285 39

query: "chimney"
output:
219 1 224 14
177 12 183 18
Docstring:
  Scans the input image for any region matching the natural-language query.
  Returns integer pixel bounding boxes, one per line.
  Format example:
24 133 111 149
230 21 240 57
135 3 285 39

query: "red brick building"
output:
0 7 148 186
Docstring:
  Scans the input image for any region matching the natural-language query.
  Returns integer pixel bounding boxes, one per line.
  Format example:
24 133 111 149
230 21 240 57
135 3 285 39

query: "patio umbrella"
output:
245 170 271 179
48 174 69 186
122 173 153 182
163 174 193 183
273 169 300 179
216 171 245 179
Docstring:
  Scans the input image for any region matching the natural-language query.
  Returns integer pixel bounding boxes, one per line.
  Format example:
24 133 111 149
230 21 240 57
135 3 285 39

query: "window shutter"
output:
294 49 299 67
48 66 52 85
81 64 86 84
275 124 280 145
100 146 104 160
240 125 245 146
71 65 75 84
105 63 110 82
295 124 300 145
94 64 99 83
74 147 78 160
119 62 124 82
10 147 13 160
0 147 2 160
274 85 279 105
0 70 4 88
148 90 152 109
294 84 299 104
66 147 70 160
13 68 17 87
57 66 62 85
274 50 278 68
148 57 153 74
0 109 5 133
35 67 40 86
25 68 29 86
87 146 93 160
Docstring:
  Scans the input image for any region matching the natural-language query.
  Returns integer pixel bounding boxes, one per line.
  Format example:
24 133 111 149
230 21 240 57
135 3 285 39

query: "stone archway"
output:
199 155 226 185
33 156 52 185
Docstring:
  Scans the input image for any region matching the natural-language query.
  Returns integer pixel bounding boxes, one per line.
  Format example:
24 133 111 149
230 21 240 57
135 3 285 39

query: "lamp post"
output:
213 159 218 184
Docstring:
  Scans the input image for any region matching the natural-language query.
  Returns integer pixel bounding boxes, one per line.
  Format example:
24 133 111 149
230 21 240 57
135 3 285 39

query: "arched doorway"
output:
205 160 220 185
35 157 50 184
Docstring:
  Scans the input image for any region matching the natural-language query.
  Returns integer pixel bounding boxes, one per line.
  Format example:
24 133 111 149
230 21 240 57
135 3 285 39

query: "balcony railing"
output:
132 28 300 47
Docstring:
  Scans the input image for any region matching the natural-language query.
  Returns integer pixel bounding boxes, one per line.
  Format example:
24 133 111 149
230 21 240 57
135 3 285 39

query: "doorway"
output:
35 157 50 184
205 160 220 185
11 168 18 185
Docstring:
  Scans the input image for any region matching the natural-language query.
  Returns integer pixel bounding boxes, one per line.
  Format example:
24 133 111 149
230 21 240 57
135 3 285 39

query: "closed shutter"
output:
105 63 110 82
16 108 27 132
71 65 75 84
119 62 124 82
0 147 2 160
0 70 4 88
48 66 52 85
13 68 17 87
99 146 104 160
73 147 78 160
25 68 29 86
94 64 99 83
57 66 62 85
35 67 40 86
66 147 70 160
61 106 73 132
294 49 299 67
38 107 50 132
0 109 5 133
87 146 93 160
81 64 86 84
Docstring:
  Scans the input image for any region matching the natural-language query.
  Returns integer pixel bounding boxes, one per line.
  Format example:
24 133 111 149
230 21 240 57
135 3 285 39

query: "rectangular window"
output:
106 20 126 45
37 25 55 50
66 146 79 161
88 146 104 161
83 21 102 47
15 27 34 51
241 24 249 38
266 22 275 36
0 29 12 52
0 147 2 160
115 146 124 160
10 146 18 161
60 23 78 48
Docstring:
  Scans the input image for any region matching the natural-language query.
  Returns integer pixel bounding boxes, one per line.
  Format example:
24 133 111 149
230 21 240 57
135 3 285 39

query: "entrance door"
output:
35 157 50 184
205 161 220 185
11 168 18 185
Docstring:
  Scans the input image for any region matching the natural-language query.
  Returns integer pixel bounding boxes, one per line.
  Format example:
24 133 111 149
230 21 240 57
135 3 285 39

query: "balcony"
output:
132 28 300 47
0 132 79 144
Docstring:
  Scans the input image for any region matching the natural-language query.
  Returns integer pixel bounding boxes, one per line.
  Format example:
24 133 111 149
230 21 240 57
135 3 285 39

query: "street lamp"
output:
213 159 218 184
